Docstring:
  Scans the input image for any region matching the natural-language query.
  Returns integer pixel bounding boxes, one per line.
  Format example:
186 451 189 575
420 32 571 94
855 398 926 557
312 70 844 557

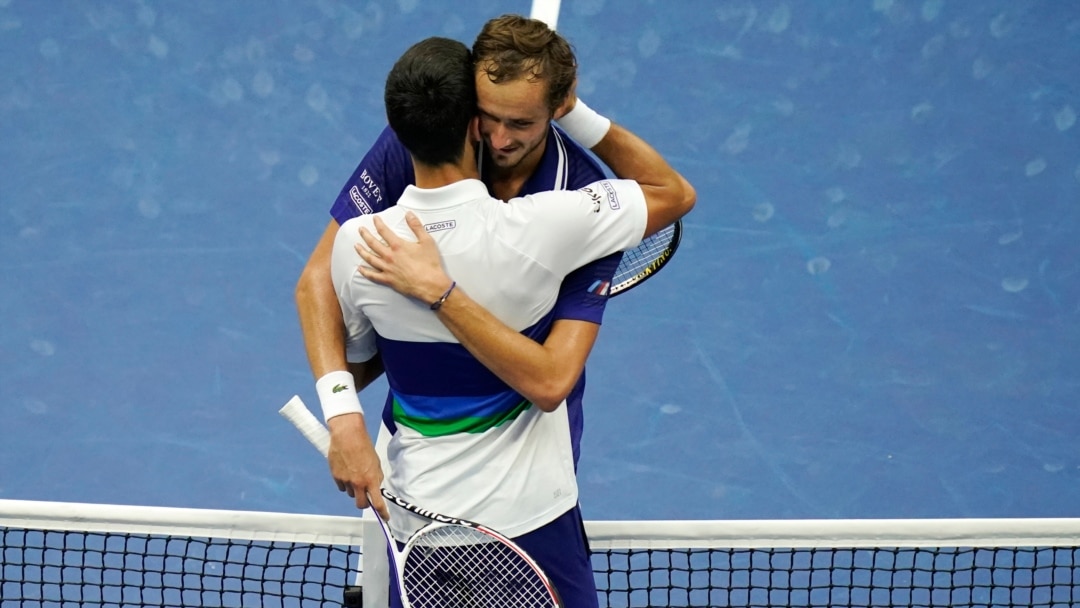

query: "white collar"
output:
398 179 490 210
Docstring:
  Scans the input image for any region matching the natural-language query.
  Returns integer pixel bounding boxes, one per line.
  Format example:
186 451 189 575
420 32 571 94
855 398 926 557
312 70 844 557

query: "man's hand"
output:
326 413 389 521
356 212 453 305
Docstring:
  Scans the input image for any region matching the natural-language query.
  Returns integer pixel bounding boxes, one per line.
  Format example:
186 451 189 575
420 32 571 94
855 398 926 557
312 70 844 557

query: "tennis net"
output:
3 498 1080 607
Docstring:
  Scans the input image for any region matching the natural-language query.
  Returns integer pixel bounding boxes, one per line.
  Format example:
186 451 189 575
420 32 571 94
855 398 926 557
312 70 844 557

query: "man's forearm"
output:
559 101 695 236
297 273 350 378
296 221 351 379
591 123 694 234
560 99 677 192
298 220 384 427
433 287 591 412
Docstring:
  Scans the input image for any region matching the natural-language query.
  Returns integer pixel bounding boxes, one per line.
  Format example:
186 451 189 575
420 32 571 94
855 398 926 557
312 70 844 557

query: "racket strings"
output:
402 524 554 607
612 222 678 287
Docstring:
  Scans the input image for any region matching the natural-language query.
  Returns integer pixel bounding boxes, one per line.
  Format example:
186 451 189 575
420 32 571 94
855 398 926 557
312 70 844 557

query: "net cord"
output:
585 518 1080 550
6 498 1080 550
0 498 366 546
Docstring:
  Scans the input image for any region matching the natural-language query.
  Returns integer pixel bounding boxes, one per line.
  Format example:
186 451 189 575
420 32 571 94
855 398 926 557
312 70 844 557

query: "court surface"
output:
2 1 1078 523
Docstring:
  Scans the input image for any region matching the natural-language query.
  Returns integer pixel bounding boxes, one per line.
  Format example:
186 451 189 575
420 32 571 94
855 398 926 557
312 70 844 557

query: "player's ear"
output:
552 77 579 120
468 115 480 143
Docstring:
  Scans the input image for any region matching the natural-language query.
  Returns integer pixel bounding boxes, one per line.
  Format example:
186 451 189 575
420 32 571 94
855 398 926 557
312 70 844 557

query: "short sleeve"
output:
329 218 378 363
551 126 619 323
328 126 415 224
518 179 648 276
550 252 622 323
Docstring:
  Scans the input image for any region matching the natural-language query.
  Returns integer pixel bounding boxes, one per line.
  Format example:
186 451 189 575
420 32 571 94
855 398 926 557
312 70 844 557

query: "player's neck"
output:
414 165 476 189
412 149 479 190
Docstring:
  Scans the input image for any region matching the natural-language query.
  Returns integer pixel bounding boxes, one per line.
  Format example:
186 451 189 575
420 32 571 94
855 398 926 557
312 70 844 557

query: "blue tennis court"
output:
2 0 1078 525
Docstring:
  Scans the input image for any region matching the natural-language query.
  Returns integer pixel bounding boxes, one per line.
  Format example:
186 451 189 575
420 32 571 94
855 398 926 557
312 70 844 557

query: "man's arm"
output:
295 220 352 380
435 308 599 412
558 99 696 237
296 241 386 518
297 127 412 389
294 126 412 516
321 219 397 520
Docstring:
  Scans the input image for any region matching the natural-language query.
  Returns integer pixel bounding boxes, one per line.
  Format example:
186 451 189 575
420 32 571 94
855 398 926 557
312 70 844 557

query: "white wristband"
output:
556 98 611 149
315 370 363 422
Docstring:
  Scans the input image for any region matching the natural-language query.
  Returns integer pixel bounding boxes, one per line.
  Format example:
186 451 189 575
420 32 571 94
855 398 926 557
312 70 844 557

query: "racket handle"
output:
279 395 330 458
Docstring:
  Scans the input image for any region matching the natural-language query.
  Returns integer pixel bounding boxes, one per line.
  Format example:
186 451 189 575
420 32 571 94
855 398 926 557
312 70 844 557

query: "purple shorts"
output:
387 505 598 608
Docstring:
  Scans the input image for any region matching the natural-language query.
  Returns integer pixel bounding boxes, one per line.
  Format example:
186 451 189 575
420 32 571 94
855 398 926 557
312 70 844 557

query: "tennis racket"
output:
278 396 564 608
610 219 682 296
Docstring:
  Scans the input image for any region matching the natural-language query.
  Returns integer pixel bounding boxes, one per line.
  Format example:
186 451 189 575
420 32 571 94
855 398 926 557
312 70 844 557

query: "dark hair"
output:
384 37 477 167
472 15 577 115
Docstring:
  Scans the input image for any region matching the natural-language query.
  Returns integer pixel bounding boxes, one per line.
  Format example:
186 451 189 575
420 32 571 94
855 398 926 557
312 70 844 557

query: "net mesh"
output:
1 526 358 607
3 499 1080 608
592 545 1080 607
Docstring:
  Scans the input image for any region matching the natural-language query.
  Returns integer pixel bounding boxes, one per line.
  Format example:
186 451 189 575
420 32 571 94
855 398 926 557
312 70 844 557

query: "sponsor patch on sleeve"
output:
578 185 603 213
578 181 622 213
348 168 384 215
349 185 374 215
600 180 620 210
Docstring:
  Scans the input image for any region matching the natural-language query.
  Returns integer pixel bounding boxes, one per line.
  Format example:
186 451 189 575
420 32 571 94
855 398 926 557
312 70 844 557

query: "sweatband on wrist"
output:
316 370 363 422
556 98 611 149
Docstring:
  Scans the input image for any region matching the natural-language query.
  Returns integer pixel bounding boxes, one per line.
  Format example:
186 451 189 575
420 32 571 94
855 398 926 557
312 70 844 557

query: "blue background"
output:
2 1 1078 522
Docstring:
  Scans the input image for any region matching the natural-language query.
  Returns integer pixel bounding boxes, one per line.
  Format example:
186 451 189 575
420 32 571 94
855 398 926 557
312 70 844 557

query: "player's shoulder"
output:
518 178 640 204
337 210 384 239
335 216 363 244
366 123 396 145
551 124 591 159
515 187 585 208
551 124 606 179
353 125 408 176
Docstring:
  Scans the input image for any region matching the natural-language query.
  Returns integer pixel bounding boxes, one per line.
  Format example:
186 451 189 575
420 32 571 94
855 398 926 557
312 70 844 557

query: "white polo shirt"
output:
330 177 647 539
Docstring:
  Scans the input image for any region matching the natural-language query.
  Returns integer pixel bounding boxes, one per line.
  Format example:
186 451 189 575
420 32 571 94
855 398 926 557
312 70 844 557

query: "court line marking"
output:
530 0 561 29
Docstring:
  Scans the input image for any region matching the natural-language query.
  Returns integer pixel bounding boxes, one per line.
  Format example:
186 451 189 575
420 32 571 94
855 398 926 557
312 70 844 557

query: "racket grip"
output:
279 395 331 458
